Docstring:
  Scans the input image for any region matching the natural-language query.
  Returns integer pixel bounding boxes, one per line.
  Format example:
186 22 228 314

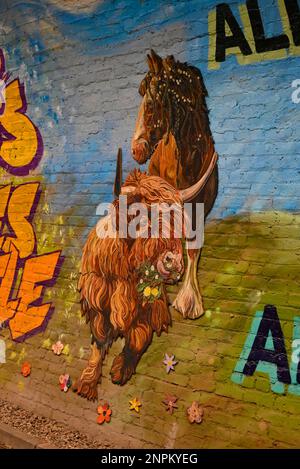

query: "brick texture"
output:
0 0 300 449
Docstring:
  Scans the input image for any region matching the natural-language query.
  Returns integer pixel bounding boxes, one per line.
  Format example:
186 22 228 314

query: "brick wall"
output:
0 0 300 448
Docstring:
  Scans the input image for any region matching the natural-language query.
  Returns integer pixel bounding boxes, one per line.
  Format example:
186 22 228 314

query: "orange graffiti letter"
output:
9 251 61 341
0 246 19 323
2 182 40 259
0 184 11 251
0 79 42 173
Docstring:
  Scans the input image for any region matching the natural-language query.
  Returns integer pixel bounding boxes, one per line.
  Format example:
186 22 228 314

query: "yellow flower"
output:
129 397 142 413
151 287 159 298
143 286 151 298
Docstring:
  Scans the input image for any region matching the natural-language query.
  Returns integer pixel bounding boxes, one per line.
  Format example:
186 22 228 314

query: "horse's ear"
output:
164 55 175 70
147 54 155 73
150 49 163 74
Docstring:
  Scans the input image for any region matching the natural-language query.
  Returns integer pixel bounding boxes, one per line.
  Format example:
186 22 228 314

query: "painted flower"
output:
52 340 64 356
97 402 112 424
21 362 31 377
162 394 178 415
151 287 159 298
163 353 178 373
143 286 151 298
145 270 149 276
59 374 72 392
187 401 204 424
150 265 155 271
129 397 142 413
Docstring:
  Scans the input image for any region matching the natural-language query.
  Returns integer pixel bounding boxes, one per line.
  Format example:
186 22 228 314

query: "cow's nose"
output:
163 252 175 270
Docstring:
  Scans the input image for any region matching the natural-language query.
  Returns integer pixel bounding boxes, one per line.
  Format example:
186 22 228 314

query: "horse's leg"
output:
110 319 153 385
73 342 103 401
172 248 204 319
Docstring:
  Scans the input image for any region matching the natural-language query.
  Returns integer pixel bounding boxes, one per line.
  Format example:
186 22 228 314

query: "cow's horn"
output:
121 185 136 195
114 148 123 197
179 152 218 202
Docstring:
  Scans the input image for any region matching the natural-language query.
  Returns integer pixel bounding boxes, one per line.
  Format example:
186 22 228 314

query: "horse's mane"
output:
140 56 214 179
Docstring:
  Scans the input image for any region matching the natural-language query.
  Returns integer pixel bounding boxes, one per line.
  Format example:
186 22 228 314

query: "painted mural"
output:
0 0 300 450
0 49 62 341
75 51 219 399
131 51 218 319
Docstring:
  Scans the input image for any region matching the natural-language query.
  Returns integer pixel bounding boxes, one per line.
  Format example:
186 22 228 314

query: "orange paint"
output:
0 79 40 172
0 247 19 323
9 251 61 341
0 49 62 342
1 182 39 259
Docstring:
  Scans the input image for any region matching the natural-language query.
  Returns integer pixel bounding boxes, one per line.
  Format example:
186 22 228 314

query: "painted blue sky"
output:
1 0 300 224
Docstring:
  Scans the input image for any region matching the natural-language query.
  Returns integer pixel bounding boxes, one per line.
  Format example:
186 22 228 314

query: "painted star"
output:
129 397 142 413
162 394 178 415
163 353 178 373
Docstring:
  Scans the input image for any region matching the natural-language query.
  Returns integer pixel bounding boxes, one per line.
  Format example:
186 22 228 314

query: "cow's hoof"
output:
110 352 136 385
72 377 98 401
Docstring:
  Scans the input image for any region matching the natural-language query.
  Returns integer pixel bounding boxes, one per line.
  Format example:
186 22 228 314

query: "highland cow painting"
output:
1 0 300 455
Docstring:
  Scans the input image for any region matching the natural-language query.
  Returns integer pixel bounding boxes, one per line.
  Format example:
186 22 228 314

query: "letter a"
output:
232 305 291 393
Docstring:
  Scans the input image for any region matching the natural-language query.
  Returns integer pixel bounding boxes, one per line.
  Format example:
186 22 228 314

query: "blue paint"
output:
288 317 300 396
232 311 300 396
2 0 300 223
231 311 285 394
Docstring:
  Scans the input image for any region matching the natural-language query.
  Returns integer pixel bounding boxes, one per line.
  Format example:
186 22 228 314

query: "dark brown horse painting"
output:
131 50 218 319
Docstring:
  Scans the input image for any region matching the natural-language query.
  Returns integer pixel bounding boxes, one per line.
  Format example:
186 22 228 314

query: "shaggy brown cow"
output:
74 169 184 400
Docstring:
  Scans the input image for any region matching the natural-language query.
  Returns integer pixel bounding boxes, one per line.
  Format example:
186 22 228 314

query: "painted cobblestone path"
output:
0 210 299 448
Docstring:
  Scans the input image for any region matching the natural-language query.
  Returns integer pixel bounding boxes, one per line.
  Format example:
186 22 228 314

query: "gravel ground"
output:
0 397 112 449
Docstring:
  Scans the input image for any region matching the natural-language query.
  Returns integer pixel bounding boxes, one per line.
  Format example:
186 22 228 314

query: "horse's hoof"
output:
172 284 204 319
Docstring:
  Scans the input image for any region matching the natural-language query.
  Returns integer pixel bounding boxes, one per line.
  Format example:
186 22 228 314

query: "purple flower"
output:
163 353 178 373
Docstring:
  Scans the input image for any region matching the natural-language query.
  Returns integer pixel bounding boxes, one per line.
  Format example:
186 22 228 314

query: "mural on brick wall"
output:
0 49 62 343
132 51 218 320
1 0 300 449
75 170 185 399
75 51 219 399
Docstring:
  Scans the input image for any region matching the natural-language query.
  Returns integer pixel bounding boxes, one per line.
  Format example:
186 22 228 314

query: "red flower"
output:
21 362 31 377
97 402 112 424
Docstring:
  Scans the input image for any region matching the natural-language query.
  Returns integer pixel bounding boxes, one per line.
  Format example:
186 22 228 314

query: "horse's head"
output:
131 50 166 164
131 49 209 165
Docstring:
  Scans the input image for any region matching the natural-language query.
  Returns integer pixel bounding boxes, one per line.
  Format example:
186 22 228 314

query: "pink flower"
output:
163 353 177 373
162 394 178 415
52 340 64 356
187 401 204 424
59 374 71 392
